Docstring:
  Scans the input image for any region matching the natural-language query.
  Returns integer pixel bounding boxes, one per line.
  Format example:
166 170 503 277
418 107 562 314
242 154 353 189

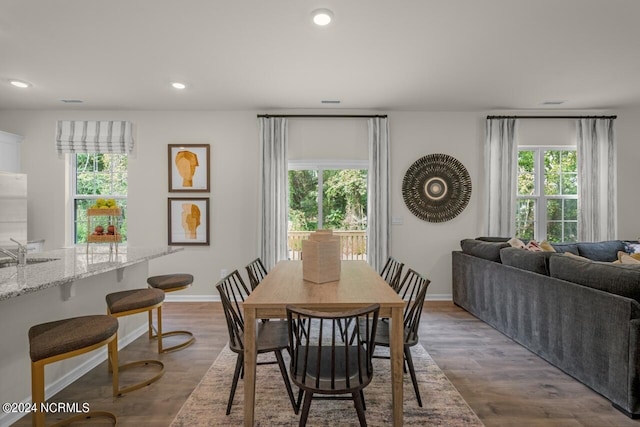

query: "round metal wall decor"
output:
402 153 472 223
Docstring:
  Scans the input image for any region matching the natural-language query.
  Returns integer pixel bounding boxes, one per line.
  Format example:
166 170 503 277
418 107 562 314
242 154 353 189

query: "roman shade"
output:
56 120 134 155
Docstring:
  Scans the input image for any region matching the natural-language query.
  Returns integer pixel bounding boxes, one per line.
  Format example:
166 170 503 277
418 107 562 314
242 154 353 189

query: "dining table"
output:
242 260 407 426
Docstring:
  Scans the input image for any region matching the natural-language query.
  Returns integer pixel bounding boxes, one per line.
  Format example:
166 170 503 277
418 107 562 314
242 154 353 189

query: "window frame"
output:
67 153 128 246
516 146 578 243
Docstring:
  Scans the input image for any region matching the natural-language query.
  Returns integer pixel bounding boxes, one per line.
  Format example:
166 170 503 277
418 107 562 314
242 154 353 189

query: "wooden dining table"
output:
242 260 406 426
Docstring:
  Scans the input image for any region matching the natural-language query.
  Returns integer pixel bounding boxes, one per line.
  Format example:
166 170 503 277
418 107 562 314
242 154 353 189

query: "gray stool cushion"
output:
147 273 194 291
29 315 118 362
106 288 165 314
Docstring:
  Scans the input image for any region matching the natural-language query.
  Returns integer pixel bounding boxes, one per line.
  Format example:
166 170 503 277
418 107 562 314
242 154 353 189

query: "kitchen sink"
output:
0 257 59 268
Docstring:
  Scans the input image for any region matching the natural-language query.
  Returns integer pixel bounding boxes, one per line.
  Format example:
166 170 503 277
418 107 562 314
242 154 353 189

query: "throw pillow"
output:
626 242 640 254
539 240 556 252
618 251 640 264
525 240 543 252
564 252 592 262
507 237 526 249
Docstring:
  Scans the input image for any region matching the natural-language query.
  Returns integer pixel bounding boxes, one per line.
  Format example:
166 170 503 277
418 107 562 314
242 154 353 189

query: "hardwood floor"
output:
11 301 638 426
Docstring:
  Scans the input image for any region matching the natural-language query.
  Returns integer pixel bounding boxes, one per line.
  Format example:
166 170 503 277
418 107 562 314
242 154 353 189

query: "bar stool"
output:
29 315 119 427
106 288 165 395
146 273 195 353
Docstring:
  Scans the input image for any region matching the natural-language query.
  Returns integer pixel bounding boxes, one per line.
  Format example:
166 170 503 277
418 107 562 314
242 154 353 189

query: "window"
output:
516 148 577 243
288 160 367 259
71 154 127 244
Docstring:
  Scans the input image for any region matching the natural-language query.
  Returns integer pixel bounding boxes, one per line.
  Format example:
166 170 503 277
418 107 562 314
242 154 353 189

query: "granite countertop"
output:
0 246 183 301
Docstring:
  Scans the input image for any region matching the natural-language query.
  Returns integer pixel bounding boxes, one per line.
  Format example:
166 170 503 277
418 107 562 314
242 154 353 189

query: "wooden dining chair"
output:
215 270 298 415
380 257 404 292
286 303 380 427
245 257 268 290
372 268 430 407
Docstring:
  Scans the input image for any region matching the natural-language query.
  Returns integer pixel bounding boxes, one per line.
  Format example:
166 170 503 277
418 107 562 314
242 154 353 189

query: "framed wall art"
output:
168 144 210 192
168 197 210 245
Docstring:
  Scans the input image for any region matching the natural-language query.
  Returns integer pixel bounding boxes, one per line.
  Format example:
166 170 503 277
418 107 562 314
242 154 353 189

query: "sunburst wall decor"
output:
402 153 472 223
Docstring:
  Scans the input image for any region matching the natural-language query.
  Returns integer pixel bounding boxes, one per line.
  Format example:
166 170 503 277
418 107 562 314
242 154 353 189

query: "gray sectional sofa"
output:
452 238 640 418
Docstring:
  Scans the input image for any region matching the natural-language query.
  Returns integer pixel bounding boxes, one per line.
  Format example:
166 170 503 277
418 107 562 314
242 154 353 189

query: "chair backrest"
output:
380 257 404 292
245 257 268 290
286 304 380 393
215 270 252 351
396 269 430 344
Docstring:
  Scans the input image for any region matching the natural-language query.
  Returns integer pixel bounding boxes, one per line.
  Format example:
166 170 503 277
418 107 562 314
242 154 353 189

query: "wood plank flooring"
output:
11 301 638 426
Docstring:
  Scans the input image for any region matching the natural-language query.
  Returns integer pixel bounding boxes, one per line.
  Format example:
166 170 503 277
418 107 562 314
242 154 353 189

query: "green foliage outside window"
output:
288 169 367 232
74 154 128 244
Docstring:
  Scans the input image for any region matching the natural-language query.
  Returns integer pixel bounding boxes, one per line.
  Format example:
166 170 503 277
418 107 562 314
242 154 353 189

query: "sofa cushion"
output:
500 247 554 275
549 254 640 303
550 243 579 255
577 240 626 262
460 239 510 262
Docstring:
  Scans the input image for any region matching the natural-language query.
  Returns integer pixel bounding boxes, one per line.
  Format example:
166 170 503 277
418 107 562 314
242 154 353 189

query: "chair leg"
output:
226 354 243 415
274 350 298 414
404 345 423 407
296 389 304 411
352 390 368 427
360 389 366 411
299 391 313 427
31 361 45 427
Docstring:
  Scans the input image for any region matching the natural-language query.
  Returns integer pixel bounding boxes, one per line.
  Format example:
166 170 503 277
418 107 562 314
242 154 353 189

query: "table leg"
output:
244 307 257 426
390 306 404 426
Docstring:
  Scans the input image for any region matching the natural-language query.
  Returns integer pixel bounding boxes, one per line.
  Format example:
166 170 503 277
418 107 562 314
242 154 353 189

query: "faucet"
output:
0 238 27 267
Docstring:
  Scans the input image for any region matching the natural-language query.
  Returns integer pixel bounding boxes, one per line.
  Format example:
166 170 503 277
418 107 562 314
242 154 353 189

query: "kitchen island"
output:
0 246 182 427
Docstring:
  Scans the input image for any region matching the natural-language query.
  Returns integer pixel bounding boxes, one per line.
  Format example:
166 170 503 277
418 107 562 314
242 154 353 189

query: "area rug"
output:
171 344 484 426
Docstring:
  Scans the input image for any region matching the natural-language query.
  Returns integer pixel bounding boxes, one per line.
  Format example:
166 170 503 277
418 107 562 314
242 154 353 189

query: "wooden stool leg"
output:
31 361 45 427
148 310 154 339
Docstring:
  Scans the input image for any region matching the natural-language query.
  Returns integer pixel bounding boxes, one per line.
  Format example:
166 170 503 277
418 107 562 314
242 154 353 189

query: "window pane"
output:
562 173 577 195
288 170 318 231
562 150 577 173
516 199 535 240
323 169 368 231
564 199 578 221
547 222 563 242
564 222 578 242
517 151 535 196
544 173 560 195
547 199 562 220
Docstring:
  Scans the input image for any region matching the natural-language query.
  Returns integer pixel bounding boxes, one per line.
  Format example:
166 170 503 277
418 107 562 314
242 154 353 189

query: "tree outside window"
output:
73 154 127 244
516 148 577 243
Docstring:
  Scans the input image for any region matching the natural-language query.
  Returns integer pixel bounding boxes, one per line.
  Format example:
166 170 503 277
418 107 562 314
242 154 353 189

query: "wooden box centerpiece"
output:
302 229 341 283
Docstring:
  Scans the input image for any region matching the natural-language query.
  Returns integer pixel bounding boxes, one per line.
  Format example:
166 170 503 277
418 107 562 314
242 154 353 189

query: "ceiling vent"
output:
321 100 341 104
541 100 566 105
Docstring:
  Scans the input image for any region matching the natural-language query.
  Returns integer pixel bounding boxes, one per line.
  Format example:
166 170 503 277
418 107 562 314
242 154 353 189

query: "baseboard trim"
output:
0 324 148 427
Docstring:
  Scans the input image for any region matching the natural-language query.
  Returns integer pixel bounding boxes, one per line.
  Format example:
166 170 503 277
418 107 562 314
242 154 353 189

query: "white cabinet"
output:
0 131 23 173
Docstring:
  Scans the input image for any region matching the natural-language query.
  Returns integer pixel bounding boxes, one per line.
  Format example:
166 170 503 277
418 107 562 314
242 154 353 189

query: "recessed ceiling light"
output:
9 79 31 88
171 82 187 90
312 9 333 26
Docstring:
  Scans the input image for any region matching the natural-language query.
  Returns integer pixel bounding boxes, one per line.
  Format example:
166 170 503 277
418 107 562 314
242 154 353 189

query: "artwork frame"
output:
168 197 210 246
168 144 210 192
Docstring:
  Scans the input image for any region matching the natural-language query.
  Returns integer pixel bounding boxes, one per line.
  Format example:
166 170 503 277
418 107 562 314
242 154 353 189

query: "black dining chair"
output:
286 303 380 427
215 270 298 415
372 268 430 407
245 257 268 291
380 257 404 292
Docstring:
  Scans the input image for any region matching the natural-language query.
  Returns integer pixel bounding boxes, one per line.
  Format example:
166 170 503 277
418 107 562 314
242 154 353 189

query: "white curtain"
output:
56 120 134 155
258 117 289 270
367 117 390 272
577 118 617 241
485 118 518 237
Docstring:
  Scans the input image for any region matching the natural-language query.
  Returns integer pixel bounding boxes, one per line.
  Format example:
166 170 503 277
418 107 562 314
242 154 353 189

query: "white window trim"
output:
517 146 577 242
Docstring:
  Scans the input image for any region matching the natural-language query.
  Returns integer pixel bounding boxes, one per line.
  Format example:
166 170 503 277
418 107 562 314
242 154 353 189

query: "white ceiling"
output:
1 0 639 112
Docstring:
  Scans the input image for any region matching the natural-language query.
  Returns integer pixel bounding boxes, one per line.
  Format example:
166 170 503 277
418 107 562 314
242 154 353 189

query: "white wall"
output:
1 109 638 299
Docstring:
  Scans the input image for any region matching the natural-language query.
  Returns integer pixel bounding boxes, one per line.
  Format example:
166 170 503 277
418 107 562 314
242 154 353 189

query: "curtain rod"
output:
257 114 387 119
487 115 617 120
